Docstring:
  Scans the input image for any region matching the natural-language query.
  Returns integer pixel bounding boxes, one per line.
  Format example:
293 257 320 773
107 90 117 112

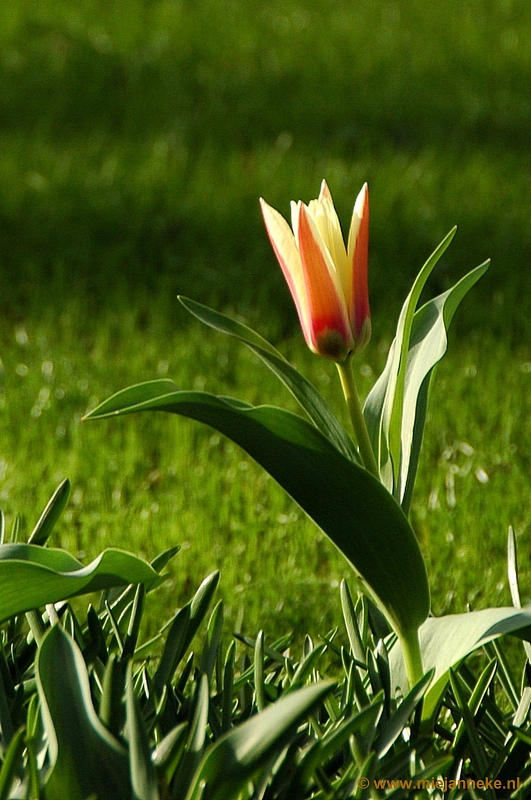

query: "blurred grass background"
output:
0 0 530 640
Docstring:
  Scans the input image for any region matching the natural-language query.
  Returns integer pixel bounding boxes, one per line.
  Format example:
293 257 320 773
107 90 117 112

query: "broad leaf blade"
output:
0 545 161 623
86 387 430 640
390 607 531 719
178 296 359 463
37 625 130 800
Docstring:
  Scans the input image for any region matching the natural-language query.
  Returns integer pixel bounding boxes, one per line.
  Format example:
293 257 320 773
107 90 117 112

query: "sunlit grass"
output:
1 0 531 332
1 298 530 642
0 0 530 643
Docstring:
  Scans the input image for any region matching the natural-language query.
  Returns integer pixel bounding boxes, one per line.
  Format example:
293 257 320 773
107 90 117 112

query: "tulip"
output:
260 181 370 362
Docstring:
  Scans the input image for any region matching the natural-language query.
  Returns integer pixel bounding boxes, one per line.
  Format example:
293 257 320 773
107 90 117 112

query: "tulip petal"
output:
298 205 354 360
308 197 350 299
261 180 370 361
347 183 371 346
260 199 311 339
299 182 351 310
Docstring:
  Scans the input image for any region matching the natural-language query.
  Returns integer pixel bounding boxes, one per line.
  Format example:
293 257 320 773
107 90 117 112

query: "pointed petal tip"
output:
319 179 332 201
355 182 369 211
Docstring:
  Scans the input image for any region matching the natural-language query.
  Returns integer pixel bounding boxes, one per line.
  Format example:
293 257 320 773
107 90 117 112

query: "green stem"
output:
26 611 46 647
399 627 424 689
336 358 380 479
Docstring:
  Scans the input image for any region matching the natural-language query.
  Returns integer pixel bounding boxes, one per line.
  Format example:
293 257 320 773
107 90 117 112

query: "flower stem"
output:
336 359 380 479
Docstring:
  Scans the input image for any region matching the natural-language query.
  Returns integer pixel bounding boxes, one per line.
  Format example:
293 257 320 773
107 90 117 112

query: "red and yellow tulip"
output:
260 181 371 362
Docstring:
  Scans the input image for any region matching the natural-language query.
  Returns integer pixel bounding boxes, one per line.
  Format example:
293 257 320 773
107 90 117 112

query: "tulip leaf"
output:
28 479 71 546
178 296 360 464
364 229 456 494
86 385 429 641
125 660 160 800
389 607 531 720
185 681 335 800
364 228 488 510
0 727 25 800
37 625 130 800
0 544 161 623
398 261 489 512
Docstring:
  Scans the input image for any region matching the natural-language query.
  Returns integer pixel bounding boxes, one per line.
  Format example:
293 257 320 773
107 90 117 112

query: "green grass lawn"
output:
1 297 529 643
1 0 531 330
1 0 530 643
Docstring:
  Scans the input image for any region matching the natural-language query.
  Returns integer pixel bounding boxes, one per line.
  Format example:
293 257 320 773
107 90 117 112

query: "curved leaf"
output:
398 261 489 511
175 673 211 800
364 229 457 495
186 681 335 800
86 386 429 640
37 625 130 800
0 545 161 623
178 296 360 463
0 727 25 800
28 479 71 546
390 606 531 719
365 246 488 510
125 660 160 800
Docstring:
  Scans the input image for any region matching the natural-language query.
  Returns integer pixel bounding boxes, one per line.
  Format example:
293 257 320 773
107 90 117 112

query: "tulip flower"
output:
260 181 370 362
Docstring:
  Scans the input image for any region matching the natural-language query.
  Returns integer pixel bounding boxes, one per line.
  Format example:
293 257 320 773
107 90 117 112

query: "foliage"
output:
83 218 531 790
2 0 531 791
86 232 502 690
0 284 528 792
1 484 531 796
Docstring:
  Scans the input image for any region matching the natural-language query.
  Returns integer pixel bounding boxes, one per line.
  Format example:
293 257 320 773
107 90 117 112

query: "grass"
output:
0 0 530 642
1 0 531 332
1 295 530 644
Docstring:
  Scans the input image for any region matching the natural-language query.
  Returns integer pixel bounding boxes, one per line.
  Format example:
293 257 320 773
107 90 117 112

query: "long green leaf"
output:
126 661 160 800
178 296 360 463
390 606 531 719
364 234 488 511
0 545 161 623
375 669 433 757
28 479 71 546
86 387 429 641
282 699 384 797
199 601 224 683
100 654 126 736
449 670 492 785
398 261 489 512
0 727 25 800
37 625 130 800
153 571 220 695
174 673 211 800
507 526 531 663
186 681 335 800
364 229 457 495
152 723 189 782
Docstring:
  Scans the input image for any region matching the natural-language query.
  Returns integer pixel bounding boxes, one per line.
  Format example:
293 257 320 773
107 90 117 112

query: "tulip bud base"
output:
315 330 350 362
